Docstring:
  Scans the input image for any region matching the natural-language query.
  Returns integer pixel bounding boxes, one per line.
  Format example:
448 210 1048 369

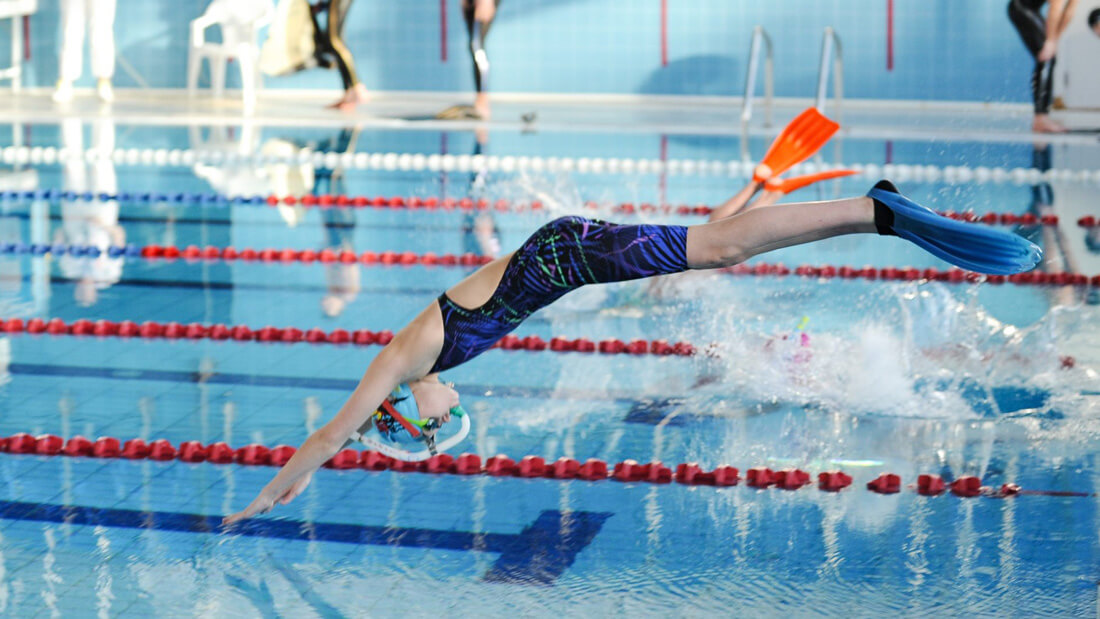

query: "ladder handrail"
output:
740 26 774 128
815 26 843 117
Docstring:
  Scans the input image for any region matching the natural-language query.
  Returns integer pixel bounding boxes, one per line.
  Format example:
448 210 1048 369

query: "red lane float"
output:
818 471 853 492
917 474 946 496
950 476 983 498
867 473 901 494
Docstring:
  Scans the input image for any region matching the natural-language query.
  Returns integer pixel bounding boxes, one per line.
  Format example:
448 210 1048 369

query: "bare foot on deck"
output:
1032 114 1066 134
329 84 370 112
474 93 491 121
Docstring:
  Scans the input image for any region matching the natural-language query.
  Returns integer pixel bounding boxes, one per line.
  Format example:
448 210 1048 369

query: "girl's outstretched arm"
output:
223 306 444 525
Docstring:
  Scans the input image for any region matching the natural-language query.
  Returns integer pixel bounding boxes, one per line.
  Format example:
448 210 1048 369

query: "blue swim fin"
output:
869 180 1042 275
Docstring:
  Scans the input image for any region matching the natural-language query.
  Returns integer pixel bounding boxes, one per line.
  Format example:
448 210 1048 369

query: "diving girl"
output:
223 179 1041 524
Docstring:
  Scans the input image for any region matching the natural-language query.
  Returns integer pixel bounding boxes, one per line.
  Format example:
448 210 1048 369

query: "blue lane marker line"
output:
0 189 269 206
11 362 361 391
0 500 611 586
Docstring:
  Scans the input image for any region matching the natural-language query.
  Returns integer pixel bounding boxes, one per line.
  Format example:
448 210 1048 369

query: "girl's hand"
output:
221 472 314 526
1038 39 1058 62
277 472 313 505
222 493 275 526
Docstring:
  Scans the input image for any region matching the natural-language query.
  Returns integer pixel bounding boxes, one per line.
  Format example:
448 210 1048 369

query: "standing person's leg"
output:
89 0 117 102
326 0 368 110
462 0 498 118
1008 0 1064 133
55 0 87 102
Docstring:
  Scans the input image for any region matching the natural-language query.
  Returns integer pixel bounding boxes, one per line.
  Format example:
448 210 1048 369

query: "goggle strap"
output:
380 398 422 438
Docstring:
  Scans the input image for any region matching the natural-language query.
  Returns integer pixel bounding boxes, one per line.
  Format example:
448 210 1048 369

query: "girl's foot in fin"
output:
868 180 1042 275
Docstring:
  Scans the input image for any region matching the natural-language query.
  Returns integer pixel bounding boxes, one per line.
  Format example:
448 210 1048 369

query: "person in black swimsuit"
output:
310 0 369 111
1008 0 1080 133
464 0 499 119
434 0 500 120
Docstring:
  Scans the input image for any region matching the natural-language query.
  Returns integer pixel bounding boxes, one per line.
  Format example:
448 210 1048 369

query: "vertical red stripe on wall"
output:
660 0 668 66
440 0 448 62
23 16 31 60
886 0 894 71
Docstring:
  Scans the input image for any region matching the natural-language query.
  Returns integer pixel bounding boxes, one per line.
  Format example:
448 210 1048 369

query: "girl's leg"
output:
686 197 875 269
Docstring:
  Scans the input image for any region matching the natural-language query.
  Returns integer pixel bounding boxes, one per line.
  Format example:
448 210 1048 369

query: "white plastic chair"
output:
187 0 274 113
0 0 38 91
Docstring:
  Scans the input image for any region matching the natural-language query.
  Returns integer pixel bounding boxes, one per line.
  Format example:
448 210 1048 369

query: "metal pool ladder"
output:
740 25 774 129
815 26 844 118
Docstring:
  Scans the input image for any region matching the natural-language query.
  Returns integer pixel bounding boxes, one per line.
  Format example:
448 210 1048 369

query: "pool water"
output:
0 114 1099 617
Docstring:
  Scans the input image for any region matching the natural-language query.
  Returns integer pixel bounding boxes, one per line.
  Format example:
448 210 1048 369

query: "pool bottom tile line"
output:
0 499 611 586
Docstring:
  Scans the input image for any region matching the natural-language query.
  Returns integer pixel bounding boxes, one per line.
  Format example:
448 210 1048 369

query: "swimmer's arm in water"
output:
222 306 444 525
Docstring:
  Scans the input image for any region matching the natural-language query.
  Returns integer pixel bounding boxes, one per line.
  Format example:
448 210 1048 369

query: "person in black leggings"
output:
311 0 368 111
1008 0 1080 133
463 0 500 119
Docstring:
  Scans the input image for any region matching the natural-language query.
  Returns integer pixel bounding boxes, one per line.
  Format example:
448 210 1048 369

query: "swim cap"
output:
372 383 423 445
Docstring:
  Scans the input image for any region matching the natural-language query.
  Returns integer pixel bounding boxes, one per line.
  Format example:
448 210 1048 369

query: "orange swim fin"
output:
752 108 840 184
764 168 857 194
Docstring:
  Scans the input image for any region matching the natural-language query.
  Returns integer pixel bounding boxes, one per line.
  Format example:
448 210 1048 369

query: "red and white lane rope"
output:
0 317 698 357
7 186 1100 227
0 432 1068 498
3 317 1080 375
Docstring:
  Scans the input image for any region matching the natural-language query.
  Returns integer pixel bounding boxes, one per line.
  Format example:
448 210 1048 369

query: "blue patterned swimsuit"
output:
430 216 689 373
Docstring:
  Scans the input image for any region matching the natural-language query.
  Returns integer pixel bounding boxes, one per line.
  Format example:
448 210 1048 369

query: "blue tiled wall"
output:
7 0 1033 102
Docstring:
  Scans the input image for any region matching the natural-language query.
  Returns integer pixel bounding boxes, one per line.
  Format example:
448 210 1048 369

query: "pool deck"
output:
2 89 1100 144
